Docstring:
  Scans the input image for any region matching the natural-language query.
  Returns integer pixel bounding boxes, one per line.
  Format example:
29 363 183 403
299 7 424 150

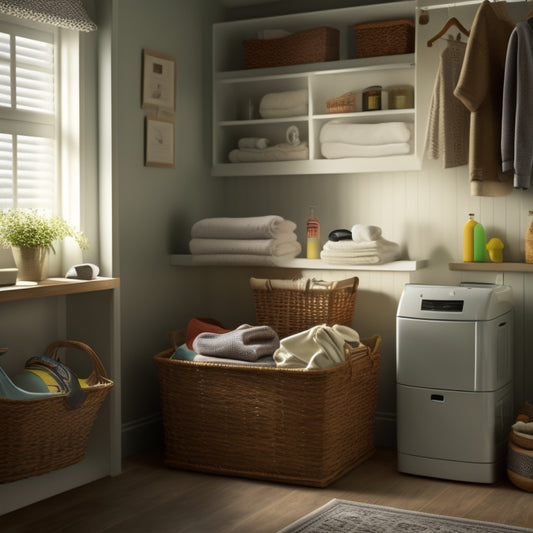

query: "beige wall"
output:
106 0 533 453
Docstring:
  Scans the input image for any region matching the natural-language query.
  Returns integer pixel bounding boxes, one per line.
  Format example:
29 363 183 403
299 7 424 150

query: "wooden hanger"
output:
427 17 470 47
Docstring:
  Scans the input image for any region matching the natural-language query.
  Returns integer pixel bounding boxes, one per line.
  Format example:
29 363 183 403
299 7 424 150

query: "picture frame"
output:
145 118 175 168
142 49 176 111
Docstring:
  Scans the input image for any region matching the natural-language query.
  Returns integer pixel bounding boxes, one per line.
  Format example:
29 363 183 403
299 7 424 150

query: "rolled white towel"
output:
321 141 410 159
351 224 382 242
238 137 270 150
320 121 411 145
259 89 308 118
191 215 296 240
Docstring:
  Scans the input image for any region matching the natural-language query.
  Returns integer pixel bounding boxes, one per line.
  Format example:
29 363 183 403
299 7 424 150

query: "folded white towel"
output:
351 224 382 242
321 142 411 159
274 324 360 369
323 237 399 253
189 237 301 257
321 237 400 265
191 215 296 240
259 105 308 119
238 137 270 150
259 89 308 118
320 251 399 265
191 254 299 266
319 121 411 145
229 142 308 163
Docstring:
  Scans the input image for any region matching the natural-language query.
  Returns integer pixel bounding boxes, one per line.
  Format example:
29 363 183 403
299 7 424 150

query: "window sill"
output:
0 277 120 303
449 262 533 273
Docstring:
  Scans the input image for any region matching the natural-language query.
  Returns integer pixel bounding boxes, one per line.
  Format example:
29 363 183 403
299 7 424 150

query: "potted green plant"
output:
0 208 88 281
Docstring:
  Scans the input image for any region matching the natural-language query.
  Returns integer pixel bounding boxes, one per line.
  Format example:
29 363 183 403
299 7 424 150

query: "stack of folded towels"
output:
321 224 401 265
172 318 279 367
319 121 412 159
189 215 302 265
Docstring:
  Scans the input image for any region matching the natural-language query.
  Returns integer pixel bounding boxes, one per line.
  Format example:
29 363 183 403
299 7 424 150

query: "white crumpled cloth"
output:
274 324 360 370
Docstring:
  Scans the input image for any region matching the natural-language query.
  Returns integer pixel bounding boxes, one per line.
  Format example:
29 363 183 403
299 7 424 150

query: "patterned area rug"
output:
278 499 533 533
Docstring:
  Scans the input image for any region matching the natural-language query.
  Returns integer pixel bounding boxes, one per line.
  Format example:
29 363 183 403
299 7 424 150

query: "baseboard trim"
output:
375 410 396 449
121 412 163 458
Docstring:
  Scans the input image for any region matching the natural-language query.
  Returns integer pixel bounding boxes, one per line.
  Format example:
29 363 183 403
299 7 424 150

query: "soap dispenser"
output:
463 213 477 262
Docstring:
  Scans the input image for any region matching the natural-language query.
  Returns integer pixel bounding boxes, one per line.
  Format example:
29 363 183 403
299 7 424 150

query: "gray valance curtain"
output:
0 0 96 31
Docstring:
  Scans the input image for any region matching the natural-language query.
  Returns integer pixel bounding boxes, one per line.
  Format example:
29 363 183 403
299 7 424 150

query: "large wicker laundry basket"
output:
0 340 113 483
507 402 533 492
154 331 381 488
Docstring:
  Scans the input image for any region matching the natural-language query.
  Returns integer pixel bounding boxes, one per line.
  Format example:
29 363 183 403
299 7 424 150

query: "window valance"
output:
0 0 97 32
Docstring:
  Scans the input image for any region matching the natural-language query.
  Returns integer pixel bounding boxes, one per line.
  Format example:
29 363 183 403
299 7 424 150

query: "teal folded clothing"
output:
0 367 57 400
170 343 196 361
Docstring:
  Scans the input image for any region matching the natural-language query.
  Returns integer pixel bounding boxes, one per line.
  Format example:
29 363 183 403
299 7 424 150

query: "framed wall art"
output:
142 49 176 111
145 118 174 168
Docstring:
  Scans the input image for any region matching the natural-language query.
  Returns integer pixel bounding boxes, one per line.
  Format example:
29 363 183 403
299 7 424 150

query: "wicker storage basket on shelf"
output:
154 331 381 488
326 92 357 114
507 402 533 492
353 19 415 58
0 340 113 484
244 26 340 69
251 276 358 338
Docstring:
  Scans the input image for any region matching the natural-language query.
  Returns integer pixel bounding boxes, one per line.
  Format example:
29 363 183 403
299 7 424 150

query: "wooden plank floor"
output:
1 447 532 533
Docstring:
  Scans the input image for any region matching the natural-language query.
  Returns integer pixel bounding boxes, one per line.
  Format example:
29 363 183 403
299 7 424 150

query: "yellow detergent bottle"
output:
463 213 477 262
306 206 321 259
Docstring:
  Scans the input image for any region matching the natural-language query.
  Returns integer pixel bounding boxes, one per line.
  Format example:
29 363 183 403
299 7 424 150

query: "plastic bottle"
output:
463 213 477 262
473 221 486 262
306 206 321 259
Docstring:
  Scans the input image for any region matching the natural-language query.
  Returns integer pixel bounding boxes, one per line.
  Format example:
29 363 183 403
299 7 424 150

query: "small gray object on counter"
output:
65 263 100 280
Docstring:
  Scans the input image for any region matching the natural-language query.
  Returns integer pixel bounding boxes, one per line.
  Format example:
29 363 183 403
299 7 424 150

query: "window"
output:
0 19 58 212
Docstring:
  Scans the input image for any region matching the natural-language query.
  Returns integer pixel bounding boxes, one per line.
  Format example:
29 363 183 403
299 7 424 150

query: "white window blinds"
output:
0 21 56 211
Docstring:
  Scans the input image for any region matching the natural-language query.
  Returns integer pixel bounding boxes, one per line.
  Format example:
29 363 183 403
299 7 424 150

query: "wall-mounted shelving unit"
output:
212 0 419 176
170 255 426 272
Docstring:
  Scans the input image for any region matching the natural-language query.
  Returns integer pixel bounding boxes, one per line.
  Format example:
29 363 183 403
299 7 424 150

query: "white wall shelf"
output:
212 0 420 176
449 262 533 273
170 255 426 272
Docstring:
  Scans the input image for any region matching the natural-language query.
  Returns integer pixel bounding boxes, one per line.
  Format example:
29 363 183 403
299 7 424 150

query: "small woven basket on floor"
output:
155 332 381 488
0 340 113 483
244 26 340 69
251 276 358 338
353 19 415 58
507 402 533 492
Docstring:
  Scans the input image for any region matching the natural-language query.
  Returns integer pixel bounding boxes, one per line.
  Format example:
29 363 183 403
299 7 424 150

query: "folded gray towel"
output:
193 354 276 367
193 324 280 361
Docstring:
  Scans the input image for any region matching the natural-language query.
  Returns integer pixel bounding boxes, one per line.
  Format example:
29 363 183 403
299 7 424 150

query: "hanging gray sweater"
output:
501 20 533 190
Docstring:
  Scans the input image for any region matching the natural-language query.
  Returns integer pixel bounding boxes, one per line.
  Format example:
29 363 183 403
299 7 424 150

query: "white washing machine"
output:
396 283 514 483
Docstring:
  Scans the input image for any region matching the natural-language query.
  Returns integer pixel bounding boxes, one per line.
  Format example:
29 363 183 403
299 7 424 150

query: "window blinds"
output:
0 0 96 32
0 25 56 210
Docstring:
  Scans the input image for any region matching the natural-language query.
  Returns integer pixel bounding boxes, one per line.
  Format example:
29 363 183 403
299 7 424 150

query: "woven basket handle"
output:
43 340 108 387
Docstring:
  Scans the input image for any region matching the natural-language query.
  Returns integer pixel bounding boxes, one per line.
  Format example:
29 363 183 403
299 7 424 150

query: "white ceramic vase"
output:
11 246 49 282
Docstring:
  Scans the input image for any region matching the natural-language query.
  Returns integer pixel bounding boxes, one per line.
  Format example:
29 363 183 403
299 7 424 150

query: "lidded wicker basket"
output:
244 26 340 69
250 276 358 338
354 18 415 58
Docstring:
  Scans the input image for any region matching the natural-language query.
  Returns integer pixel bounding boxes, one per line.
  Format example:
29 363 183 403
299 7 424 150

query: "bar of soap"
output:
0 268 17 286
